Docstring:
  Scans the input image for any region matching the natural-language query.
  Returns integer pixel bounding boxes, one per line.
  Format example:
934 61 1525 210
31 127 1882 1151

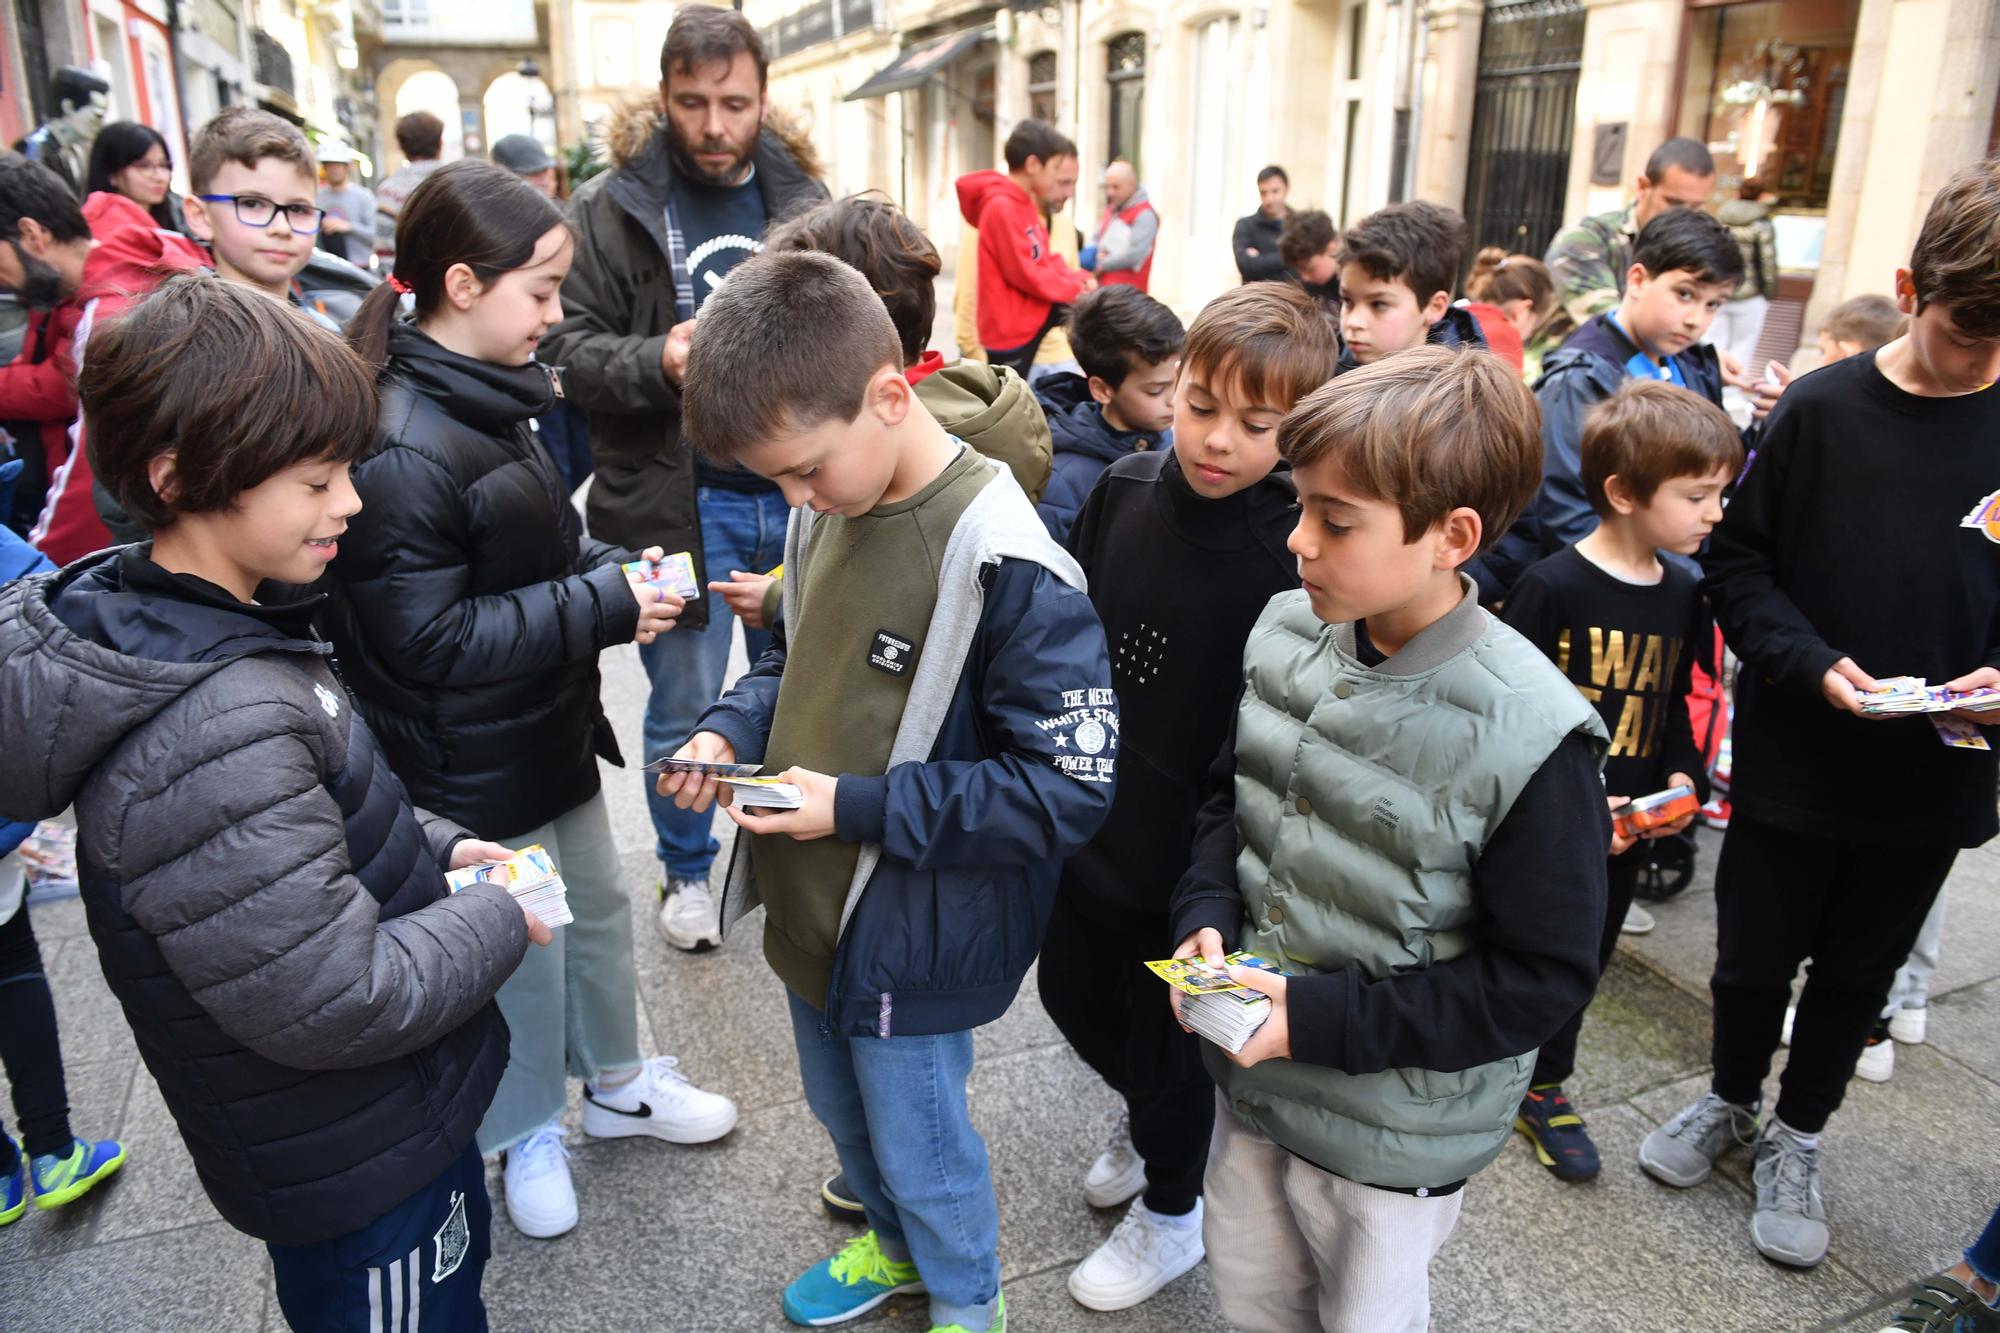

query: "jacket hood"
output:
0 548 327 821
385 322 557 433
922 360 1043 445
76 191 208 307
957 170 1026 228
606 99 824 183
1034 372 1153 463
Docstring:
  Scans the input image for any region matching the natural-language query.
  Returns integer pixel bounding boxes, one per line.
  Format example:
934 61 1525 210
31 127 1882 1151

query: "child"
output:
1333 200 1486 372
1818 293 1904 363
1275 208 1340 317
183 108 339 329
1170 345 1612 1332
1501 380 1740 1180
660 250 1115 1333
1043 282 1339 1312
1463 246 1559 379
1034 284 1185 543
1525 207 1743 560
1639 156 2000 1271
329 160 737 1242
0 271 547 1329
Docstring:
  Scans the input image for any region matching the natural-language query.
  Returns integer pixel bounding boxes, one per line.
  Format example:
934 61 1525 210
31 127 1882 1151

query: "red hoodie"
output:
955 170 1088 353
28 192 207 565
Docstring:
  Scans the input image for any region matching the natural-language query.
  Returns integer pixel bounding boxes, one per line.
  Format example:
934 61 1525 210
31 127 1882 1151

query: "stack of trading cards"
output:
1145 952 1289 1054
1857 676 2000 717
642 756 804 811
623 551 702 601
445 844 573 927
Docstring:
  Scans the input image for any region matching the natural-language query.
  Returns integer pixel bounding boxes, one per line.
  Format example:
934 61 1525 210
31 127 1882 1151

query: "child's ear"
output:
1423 290 1452 325
1625 261 1651 295
868 363 912 427
1086 374 1116 407
1893 267 1918 316
1434 505 1483 571
1602 474 1640 516
181 196 214 242
442 262 484 309
147 451 181 507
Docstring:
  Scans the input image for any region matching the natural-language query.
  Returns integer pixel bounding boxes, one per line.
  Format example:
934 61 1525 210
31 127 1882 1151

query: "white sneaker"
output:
1067 1199 1206 1311
1888 1006 1928 1045
1082 1110 1145 1209
581 1055 738 1144
1855 1034 1895 1083
657 875 721 952
503 1119 577 1239
1620 903 1656 935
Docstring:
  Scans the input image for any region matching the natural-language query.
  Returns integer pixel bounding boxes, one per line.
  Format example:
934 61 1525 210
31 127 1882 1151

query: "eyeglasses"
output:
196 194 325 234
131 159 172 175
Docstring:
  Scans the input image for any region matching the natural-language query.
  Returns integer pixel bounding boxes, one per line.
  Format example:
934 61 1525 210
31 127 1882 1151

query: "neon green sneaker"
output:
30 1137 127 1210
2 1138 26 1225
929 1293 1005 1333
782 1230 925 1326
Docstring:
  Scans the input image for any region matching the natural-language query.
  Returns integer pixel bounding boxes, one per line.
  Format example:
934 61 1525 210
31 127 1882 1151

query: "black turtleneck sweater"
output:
1061 447 1298 923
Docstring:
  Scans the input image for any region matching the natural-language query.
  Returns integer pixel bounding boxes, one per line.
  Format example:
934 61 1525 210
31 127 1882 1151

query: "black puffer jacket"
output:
0 550 525 1245
326 325 641 837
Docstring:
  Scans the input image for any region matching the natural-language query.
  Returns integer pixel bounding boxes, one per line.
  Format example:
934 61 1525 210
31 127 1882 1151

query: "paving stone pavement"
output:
4 626 1998 1332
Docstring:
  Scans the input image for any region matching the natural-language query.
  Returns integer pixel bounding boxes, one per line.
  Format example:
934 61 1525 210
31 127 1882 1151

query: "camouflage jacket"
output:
1542 202 1636 345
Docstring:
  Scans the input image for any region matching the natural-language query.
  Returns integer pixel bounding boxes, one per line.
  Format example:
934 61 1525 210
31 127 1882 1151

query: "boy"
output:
661 251 1115 1333
184 108 336 326
0 156 206 563
1171 346 1612 1332
1042 282 1339 1313
1501 380 1741 1180
1526 207 1743 560
1275 207 1340 317
1333 199 1486 372
0 272 547 1327
1818 293 1904 363
1034 284 1184 543
1639 156 2000 1271
314 139 375 269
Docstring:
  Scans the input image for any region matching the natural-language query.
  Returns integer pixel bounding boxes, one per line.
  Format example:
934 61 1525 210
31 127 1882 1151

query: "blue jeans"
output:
1969 1202 2000 1288
640 485 788 877
787 992 1002 1332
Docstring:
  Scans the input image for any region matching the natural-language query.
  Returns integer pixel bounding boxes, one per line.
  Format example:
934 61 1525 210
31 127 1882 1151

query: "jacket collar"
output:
385 322 556 433
608 124 820 258
1333 575 1485 677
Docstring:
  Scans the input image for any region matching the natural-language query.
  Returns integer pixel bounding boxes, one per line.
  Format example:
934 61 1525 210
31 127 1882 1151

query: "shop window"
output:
1106 32 1145 174
1027 50 1057 124
1187 17 1240 234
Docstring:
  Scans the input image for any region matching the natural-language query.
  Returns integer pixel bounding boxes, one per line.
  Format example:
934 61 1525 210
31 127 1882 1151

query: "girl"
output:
84 121 186 233
1465 246 1561 380
333 160 738 1241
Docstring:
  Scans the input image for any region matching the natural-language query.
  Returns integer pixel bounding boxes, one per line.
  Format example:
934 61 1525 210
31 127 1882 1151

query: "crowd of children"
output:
0 66 1997 1333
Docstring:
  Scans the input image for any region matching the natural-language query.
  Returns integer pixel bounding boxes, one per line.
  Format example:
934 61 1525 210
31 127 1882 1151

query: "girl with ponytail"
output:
329 159 740 1241
1464 246 1561 379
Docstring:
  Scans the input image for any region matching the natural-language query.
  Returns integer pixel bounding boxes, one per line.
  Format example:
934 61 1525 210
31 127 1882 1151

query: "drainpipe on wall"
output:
165 0 194 155
1404 0 1431 202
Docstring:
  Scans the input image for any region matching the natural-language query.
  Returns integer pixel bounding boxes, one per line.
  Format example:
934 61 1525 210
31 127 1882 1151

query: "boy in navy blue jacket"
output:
1034 285 1184 543
660 252 1116 1333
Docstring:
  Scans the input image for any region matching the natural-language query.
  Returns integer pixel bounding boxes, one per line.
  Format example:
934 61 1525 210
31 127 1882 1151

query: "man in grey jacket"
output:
1087 160 1158 292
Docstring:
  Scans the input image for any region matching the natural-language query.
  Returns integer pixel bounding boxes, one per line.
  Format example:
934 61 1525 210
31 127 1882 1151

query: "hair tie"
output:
387 274 412 295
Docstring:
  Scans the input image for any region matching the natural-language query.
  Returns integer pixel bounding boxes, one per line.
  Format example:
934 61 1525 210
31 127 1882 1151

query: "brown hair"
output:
662 4 769 90
1277 209 1337 266
682 250 903 462
189 107 316 194
1465 246 1554 315
1180 283 1342 414
1819 293 1905 350
1003 119 1076 171
1280 345 1541 551
1337 201 1468 311
1908 156 2000 338
395 110 445 161
1579 379 1744 518
764 193 941 365
82 271 376 531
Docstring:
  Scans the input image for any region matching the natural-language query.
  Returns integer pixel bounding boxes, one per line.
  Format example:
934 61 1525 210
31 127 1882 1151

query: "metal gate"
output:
14 0 53 125
1460 0 1585 267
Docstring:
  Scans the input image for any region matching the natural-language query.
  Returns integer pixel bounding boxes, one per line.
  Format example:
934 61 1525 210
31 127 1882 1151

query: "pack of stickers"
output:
623 551 702 601
1857 676 2000 750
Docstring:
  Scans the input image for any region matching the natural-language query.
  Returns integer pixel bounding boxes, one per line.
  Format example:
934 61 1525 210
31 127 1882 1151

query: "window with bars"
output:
1106 32 1145 174
1027 50 1057 124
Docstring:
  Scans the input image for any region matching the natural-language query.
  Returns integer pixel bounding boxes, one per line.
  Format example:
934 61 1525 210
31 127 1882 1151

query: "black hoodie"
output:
325 324 642 837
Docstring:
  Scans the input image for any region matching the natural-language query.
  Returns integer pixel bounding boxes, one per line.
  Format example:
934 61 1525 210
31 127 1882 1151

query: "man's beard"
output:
668 128 754 186
9 243 64 309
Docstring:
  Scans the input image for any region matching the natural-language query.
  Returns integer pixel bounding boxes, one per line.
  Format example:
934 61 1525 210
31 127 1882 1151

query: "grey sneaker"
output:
1751 1124 1829 1267
1638 1091 1760 1187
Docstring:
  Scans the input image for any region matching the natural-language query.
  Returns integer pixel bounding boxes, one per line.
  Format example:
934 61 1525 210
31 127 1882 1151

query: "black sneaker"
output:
1514 1084 1601 1181
1878 1272 2000 1330
821 1171 865 1221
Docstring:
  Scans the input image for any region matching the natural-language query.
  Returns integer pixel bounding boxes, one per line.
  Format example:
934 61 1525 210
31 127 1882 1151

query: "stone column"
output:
1412 0 1485 209
1562 0 1681 222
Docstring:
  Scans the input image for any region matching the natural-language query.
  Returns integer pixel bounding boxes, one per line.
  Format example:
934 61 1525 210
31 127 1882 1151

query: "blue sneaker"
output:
1 1139 25 1226
30 1137 126 1210
1515 1084 1601 1182
783 1230 925 1326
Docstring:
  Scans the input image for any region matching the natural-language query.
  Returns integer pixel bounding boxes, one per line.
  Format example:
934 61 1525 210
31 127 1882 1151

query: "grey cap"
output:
491 134 557 176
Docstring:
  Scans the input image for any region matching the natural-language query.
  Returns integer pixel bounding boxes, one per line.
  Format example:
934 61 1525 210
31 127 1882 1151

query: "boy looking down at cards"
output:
1169 346 1611 1333
1636 155 2000 1271
659 250 1115 1333
1038 282 1338 1313
1501 380 1741 1181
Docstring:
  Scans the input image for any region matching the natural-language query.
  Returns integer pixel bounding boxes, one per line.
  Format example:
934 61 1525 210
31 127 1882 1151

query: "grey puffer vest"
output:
1210 582 1606 1188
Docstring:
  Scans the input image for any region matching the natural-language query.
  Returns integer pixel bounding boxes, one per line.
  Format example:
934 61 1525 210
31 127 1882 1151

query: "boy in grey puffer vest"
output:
1169 347 1611 1333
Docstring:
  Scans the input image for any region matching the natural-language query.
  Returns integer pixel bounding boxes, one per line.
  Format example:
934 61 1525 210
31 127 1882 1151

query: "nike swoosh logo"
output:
588 1097 653 1118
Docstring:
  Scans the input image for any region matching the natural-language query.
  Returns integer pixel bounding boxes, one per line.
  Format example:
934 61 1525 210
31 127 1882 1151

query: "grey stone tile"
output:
1925 976 2000 1087
1562 950 1717 1107
0 1219 271 1333
0 1055 140 1261
1923 863 2000 999
21 893 89 941
42 932 139 1065
90 1068 227 1247
996 1260 1221 1329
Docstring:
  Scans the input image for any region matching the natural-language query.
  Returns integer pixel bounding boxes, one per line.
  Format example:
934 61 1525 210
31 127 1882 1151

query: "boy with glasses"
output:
184 109 336 328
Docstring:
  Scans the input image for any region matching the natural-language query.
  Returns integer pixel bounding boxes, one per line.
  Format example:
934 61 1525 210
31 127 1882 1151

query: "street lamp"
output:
517 57 556 148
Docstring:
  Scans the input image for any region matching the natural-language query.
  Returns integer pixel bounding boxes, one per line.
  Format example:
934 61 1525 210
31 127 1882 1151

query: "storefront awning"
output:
843 28 992 101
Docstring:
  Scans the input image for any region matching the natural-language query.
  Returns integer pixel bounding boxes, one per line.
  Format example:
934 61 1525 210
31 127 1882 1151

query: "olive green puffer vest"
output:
1209 583 1607 1188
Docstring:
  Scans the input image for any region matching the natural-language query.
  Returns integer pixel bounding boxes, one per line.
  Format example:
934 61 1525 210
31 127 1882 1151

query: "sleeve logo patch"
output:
1037 688 1119 783
869 629 918 676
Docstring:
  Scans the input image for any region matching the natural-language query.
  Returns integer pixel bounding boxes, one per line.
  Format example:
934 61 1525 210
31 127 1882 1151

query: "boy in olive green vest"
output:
1169 346 1611 1332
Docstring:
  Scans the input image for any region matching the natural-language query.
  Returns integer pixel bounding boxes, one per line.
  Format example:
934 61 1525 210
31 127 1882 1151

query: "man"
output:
541 3 827 952
1233 165 1291 283
955 119 1094 375
373 110 445 262
20 67 108 199
1543 138 1716 340
491 134 559 197
314 140 374 268
1087 159 1157 291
